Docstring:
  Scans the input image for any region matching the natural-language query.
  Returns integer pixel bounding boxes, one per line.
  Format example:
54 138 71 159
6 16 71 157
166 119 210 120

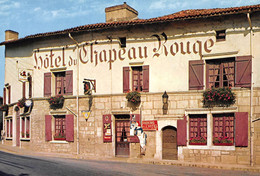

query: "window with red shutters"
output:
189 114 207 145
55 72 66 95
45 115 52 141
6 118 13 138
44 73 52 97
66 114 74 142
213 113 234 145
235 112 248 147
235 56 252 88
123 65 149 93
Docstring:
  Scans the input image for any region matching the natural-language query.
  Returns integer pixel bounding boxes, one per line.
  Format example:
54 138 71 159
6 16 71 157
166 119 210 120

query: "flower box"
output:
189 142 207 145
126 91 141 105
48 95 64 109
17 97 26 108
213 143 233 146
203 87 236 108
0 104 8 112
54 137 66 140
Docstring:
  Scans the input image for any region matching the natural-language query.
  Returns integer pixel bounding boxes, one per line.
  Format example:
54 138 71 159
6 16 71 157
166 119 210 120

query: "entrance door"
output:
115 118 130 157
16 110 20 147
162 126 177 160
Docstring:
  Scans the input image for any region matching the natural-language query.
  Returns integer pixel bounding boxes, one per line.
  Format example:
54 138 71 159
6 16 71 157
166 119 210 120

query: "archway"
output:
162 126 177 160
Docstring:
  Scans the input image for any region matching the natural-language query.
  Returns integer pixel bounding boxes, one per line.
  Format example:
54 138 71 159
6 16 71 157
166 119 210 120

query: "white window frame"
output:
20 116 31 140
5 117 13 139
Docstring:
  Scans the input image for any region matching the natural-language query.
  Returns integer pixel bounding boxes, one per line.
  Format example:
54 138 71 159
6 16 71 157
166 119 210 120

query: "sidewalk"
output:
1 143 260 173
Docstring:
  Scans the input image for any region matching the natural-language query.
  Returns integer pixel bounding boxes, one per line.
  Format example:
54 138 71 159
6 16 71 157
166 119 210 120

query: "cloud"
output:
0 0 20 16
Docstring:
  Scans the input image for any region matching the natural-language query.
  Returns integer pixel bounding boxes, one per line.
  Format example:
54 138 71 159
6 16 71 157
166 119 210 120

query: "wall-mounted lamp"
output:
162 91 168 115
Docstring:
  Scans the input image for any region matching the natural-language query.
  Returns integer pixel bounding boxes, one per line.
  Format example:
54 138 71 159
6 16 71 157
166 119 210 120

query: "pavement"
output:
1 142 260 173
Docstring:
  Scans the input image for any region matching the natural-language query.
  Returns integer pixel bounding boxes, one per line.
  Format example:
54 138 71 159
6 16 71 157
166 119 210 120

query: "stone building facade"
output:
1 3 260 166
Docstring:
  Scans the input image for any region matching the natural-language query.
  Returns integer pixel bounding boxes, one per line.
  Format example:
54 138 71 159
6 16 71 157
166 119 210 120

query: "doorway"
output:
115 115 130 157
162 126 177 160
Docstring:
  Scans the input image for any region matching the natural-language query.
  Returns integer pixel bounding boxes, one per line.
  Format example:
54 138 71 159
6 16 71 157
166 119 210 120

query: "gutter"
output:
247 11 254 167
68 33 80 155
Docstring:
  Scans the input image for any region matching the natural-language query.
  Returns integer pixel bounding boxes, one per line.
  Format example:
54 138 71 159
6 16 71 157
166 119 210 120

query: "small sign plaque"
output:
142 120 158 131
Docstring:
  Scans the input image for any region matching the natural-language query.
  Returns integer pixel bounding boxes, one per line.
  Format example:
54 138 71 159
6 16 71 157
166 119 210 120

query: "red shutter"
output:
3 88 6 105
44 72 52 97
235 112 248 147
66 114 74 142
235 56 252 88
129 114 140 143
66 70 73 95
177 115 187 146
28 76 32 98
143 65 149 92
8 86 11 104
45 115 52 141
189 60 204 90
123 67 130 93
22 82 26 98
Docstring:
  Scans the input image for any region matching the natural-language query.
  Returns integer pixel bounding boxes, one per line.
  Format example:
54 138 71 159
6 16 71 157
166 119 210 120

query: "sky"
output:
0 0 259 97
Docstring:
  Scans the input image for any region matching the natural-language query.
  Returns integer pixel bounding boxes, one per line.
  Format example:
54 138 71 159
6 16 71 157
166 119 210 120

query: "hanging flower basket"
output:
17 97 26 108
203 87 236 108
189 137 207 145
0 104 8 112
54 133 66 140
213 137 233 146
48 95 64 109
126 91 141 105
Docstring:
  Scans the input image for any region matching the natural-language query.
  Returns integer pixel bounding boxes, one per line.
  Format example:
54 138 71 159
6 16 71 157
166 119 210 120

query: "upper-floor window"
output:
216 30 226 42
206 58 235 88
123 65 149 93
189 56 251 90
44 70 73 97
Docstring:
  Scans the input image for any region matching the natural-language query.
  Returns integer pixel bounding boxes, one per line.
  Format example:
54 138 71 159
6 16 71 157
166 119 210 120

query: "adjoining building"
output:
1 2 260 166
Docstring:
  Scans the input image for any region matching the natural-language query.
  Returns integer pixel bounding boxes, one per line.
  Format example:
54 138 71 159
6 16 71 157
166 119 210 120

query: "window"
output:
45 114 74 142
21 116 30 139
54 116 66 140
3 85 11 104
119 37 126 48
189 56 251 90
189 114 207 145
207 58 235 88
213 113 234 145
132 67 143 91
55 72 66 95
216 30 226 42
44 70 73 97
6 118 13 138
177 112 248 147
123 65 149 93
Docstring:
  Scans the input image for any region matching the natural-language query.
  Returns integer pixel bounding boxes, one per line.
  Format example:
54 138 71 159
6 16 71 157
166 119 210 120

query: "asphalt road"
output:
0 151 259 176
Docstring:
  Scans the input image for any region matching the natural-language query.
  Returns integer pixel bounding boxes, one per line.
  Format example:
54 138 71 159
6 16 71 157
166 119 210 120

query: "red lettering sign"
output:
142 120 158 131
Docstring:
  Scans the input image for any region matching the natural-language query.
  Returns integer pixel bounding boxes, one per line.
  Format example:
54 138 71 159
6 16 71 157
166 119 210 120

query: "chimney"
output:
105 2 138 22
5 30 19 41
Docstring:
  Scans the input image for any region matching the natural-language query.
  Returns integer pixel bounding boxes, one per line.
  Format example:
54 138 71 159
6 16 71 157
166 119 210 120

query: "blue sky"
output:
0 0 259 97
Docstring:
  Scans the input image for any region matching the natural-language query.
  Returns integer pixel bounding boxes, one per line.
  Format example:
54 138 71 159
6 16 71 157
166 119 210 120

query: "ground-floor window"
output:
213 113 234 145
6 118 13 138
54 115 66 140
21 116 30 139
189 114 207 145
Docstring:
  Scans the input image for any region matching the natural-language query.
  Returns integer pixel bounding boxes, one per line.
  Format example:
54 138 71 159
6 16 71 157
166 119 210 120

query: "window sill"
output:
50 140 68 144
186 145 235 151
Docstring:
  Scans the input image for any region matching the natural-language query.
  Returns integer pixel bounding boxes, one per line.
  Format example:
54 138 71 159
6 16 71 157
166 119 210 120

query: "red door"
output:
16 110 20 147
115 120 130 157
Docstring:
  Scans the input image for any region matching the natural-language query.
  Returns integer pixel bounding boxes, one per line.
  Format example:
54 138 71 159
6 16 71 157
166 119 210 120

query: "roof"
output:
1 4 260 45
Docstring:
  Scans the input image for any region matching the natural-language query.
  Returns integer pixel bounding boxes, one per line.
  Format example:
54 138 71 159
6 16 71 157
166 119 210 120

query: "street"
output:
0 151 259 176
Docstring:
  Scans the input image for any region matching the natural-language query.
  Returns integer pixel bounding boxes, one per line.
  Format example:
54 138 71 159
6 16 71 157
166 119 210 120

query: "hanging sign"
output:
82 110 91 120
18 69 32 82
142 120 158 131
103 114 112 142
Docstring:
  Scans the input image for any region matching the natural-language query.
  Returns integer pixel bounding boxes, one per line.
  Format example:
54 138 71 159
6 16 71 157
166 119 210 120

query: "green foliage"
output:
203 87 236 108
47 95 64 109
126 91 141 105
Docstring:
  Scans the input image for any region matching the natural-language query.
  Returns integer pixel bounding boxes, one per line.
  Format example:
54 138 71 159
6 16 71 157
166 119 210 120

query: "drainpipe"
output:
247 12 254 167
68 33 80 155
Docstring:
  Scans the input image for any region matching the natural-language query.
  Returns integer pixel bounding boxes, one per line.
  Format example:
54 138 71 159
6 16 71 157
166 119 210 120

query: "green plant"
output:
48 95 64 109
17 97 26 108
203 87 236 107
0 104 8 111
126 91 141 105
213 137 233 144
54 133 66 139
189 136 207 144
